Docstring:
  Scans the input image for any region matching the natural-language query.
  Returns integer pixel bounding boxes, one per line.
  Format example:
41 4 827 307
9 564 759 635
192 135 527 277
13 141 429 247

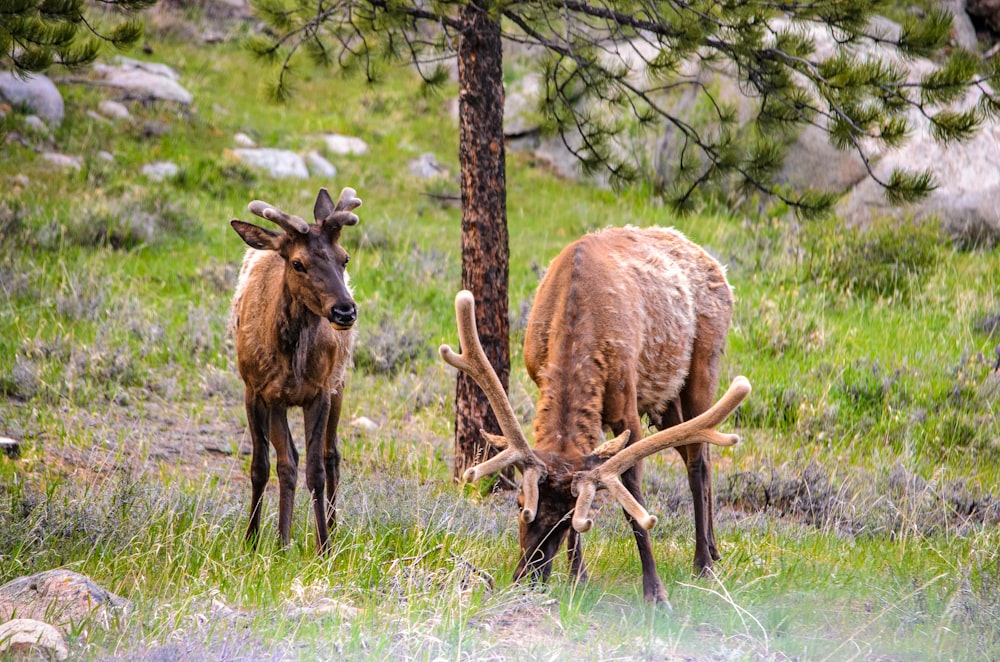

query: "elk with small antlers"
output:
441 226 750 605
229 186 361 554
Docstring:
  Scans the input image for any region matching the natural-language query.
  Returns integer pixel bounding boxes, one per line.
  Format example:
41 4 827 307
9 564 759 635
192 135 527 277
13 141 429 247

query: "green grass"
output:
1 11 1000 661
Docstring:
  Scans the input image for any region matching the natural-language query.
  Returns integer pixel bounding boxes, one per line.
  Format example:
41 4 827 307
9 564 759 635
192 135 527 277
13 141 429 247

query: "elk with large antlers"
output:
229 186 361 554
441 226 750 605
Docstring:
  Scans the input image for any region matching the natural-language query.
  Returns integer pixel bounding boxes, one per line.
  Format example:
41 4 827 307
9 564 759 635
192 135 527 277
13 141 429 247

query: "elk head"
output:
231 187 362 329
440 290 750 584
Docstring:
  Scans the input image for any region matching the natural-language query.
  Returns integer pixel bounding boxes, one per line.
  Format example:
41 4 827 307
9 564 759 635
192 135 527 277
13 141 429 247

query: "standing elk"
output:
440 226 750 605
229 186 361 554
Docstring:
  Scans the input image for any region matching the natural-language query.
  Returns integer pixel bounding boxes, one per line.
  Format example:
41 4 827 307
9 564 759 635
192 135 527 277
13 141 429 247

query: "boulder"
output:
322 134 369 155
92 57 193 104
305 150 337 178
0 619 68 661
0 72 64 126
0 569 128 626
232 148 309 178
141 161 180 181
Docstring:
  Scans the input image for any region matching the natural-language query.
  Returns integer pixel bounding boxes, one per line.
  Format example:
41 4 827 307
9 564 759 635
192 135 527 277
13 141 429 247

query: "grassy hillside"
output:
1 8 999 660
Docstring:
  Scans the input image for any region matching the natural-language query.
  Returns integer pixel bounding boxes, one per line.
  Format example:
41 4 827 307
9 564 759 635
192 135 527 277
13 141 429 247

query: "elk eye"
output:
291 259 306 273
343 254 350 266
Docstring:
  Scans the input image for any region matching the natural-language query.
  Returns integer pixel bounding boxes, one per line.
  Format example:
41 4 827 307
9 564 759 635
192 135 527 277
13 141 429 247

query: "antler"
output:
330 187 361 227
248 200 310 235
571 376 751 533
439 290 548 523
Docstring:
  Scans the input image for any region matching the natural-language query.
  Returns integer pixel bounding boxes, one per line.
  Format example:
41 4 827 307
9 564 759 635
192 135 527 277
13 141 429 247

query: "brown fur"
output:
229 187 360 554
518 226 733 604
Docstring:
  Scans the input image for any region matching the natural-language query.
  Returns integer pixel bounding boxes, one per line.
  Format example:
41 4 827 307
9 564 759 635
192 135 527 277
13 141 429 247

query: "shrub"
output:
804 218 942 300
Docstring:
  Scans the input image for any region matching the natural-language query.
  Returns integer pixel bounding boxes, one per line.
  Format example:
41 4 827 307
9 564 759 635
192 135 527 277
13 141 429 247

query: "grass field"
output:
1 7 999 660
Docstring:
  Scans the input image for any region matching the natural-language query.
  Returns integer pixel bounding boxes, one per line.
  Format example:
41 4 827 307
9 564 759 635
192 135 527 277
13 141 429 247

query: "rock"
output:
351 416 379 432
0 72 64 126
92 57 193 104
920 186 1000 249
322 134 369 155
234 132 256 147
40 153 82 171
232 148 309 178
0 619 68 661
98 100 132 121
141 161 180 181
305 150 337 178
97 151 115 162
0 569 129 626
408 153 449 179
0 436 20 458
23 115 49 135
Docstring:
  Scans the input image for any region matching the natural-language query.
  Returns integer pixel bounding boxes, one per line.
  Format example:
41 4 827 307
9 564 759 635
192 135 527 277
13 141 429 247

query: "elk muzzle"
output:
329 302 357 329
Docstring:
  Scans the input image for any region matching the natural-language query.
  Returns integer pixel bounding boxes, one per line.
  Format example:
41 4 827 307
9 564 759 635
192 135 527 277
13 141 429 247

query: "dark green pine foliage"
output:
1 0 155 75
246 0 999 215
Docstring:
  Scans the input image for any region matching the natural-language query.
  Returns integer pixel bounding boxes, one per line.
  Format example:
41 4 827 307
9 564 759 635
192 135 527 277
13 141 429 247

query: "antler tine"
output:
439 290 548 523
571 376 751 533
329 187 362 227
248 201 310 235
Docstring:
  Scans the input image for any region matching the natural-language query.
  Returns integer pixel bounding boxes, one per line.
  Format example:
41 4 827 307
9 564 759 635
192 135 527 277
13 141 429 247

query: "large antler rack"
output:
439 290 549 523
571 376 751 533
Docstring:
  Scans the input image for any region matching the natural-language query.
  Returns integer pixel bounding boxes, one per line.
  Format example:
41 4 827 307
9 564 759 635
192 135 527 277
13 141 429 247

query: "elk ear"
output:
231 219 282 251
314 187 335 223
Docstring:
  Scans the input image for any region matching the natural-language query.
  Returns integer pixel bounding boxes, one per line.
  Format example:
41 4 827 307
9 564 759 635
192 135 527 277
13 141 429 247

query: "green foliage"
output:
804 217 942 300
1 0 156 74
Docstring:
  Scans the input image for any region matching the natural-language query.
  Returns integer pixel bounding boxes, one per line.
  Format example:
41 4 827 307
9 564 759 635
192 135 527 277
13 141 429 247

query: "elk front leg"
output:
269 406 297 547
304 393 332 554
613 413 669 606
244 394 270 547
324 390 344 532
679 443 715 573
567 527 587 582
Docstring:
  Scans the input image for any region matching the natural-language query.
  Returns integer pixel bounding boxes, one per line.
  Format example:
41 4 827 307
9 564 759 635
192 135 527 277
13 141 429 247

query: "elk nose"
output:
330 302 357 329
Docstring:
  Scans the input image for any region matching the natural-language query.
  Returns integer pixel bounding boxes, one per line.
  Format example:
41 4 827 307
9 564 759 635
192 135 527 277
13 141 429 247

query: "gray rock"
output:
23 115 50 135
92 58 193 104
0 72 64 126
920 187 1000 249
141 161 180 181
305 150 337 178
323 134 369 155
0 619 68 661
408 152 449 179
41 153 82 170
232 148 309 178
234 132 256 147
98 99 132 121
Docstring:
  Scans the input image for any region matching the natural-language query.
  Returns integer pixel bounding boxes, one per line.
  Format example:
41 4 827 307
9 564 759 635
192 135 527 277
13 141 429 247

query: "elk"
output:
440 226 750 605
229 186 361 554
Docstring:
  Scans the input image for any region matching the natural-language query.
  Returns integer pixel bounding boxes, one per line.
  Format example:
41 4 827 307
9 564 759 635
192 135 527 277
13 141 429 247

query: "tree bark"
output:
454 1 512 482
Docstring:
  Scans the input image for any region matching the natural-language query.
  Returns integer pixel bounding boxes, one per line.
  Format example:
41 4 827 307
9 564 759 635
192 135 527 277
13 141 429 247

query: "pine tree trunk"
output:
454 2 511 483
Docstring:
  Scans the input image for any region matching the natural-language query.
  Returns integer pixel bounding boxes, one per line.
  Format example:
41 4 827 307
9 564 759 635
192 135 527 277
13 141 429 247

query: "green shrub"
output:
805 218 942 300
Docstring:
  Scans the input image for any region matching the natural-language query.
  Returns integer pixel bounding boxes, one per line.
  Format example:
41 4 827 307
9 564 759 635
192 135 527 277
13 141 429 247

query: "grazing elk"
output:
229 186 361 554
440 226 750 605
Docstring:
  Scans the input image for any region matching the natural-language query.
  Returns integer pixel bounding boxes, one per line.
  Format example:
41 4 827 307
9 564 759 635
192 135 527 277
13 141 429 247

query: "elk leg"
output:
613 416 669 606
678 339 725 572
324 390 344 532
244 394 270 547
567 527 587 582
269 406 297 548
304 393 332 554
